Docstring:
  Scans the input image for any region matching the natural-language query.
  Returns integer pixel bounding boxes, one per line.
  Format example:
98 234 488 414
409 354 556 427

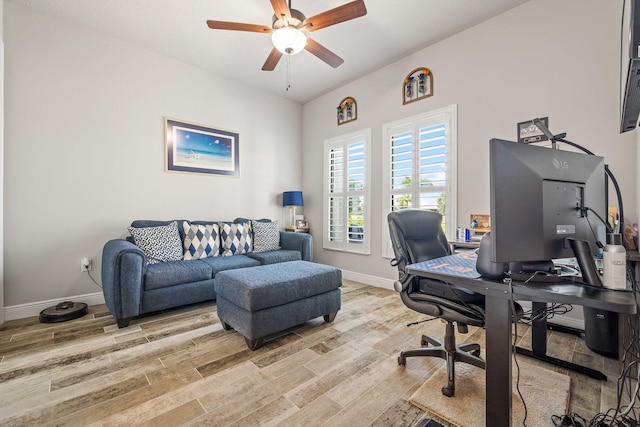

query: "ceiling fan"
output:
206 0 367 71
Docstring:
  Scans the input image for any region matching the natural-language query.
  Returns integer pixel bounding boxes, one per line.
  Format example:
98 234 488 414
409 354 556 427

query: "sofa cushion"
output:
182 221 220 260
128 221 183 264
246 249 301 265
219 222 252 256
252 220 281 253
144 260 212 290
199 254 260 276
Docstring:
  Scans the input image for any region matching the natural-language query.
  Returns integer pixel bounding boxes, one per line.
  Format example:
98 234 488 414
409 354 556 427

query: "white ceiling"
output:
8 0 530 104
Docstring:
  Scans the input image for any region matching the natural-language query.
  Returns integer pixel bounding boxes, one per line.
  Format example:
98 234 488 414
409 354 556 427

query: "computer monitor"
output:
620 0 640 132
489 139 606 283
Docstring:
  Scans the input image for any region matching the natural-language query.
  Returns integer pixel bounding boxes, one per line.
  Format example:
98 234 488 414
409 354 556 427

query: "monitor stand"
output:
508 260 566 283
567 238 602 287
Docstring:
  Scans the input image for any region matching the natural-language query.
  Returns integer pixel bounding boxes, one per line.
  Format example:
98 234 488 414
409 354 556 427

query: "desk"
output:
448 238 480 253
405 262 637 426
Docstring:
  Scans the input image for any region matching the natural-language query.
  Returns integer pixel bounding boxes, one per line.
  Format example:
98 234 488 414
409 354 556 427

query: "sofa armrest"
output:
279 231 313 261
101 239 147 323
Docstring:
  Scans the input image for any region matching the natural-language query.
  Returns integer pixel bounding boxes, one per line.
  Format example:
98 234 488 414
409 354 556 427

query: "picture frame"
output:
165 117 239 177
517 117 549 144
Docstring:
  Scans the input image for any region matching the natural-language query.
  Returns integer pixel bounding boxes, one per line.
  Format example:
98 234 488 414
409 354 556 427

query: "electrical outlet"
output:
81 257 92 272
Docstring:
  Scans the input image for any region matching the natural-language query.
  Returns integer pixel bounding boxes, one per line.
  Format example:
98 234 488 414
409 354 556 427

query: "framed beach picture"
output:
165 118 239 177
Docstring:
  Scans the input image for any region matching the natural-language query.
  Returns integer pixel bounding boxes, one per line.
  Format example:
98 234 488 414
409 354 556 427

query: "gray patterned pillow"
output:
252 220 281 253
219 221 252 256
128 221 183 264
182 221 220 260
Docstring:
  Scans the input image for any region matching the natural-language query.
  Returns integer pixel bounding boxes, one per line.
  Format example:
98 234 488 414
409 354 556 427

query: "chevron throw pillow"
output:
219 221 252 256
182 221 220 260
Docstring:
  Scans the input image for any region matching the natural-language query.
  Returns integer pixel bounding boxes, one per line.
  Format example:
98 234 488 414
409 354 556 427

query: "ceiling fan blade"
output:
270 0 292 21
305 38 344 68
262 47 283 71
303 0 367 32
206 20 272 33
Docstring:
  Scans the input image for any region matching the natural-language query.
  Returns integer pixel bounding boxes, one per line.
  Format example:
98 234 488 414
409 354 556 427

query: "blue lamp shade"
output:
282 191 303 207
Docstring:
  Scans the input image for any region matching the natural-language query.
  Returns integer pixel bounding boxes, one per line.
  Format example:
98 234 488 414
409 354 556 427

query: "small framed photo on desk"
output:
517 117 549 144
286 220 310 233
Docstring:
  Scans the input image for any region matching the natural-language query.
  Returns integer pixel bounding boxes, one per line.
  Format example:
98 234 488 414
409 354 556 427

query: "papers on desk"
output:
411 252 481 278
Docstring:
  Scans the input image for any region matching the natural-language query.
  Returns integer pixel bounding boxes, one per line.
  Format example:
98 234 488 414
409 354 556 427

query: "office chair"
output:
387 208 486 397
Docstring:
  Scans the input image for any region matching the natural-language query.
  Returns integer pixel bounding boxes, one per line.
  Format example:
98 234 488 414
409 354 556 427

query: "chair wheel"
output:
441 385 455 397
398 356 406 366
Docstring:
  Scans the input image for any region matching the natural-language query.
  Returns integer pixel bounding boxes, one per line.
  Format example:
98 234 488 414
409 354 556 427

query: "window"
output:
323 129 371 254
381 105 457 258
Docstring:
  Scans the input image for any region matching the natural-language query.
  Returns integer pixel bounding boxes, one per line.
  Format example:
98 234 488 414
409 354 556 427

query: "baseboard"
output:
341 269 395 291
4 292 106 321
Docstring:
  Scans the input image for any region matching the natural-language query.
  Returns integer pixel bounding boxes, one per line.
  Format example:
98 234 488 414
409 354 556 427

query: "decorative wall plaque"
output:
402 67 433 105
337 97 357 125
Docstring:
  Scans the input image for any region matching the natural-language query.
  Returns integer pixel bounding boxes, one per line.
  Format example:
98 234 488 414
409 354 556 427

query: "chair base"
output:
398 322 484 397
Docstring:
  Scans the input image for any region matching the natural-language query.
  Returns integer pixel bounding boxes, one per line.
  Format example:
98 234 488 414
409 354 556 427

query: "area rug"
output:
409 358 570 427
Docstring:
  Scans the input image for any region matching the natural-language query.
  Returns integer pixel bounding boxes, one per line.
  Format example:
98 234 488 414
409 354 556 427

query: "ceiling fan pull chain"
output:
286 54 291 91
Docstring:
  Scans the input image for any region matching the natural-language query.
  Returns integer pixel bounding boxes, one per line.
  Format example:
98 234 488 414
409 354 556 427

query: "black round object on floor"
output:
39 301 88 323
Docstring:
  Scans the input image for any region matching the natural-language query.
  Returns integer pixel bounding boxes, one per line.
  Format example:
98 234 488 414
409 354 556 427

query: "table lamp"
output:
282 191 303 230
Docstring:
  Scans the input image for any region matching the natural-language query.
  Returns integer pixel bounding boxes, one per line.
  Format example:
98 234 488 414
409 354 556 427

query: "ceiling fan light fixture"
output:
272 27 306 55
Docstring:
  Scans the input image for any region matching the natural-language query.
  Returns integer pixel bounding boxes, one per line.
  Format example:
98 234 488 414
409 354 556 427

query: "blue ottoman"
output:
214 260 342 350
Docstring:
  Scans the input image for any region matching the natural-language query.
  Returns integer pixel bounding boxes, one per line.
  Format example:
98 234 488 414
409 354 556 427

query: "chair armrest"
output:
101 239 146 321
279 231 313 261
394 277 412 292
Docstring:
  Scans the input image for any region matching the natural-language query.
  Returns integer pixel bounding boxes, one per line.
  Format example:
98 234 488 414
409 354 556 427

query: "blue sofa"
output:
101 219 312 328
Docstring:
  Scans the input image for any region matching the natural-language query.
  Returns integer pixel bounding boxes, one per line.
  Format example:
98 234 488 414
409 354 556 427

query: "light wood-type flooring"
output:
0 280 630 426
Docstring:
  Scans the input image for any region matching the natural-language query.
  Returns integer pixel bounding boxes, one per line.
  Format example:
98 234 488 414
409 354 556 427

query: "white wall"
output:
0 0 4 325
3 2 302 312
302 0 638 287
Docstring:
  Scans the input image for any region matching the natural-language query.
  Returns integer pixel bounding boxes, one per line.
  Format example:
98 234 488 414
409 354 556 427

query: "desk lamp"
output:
282 191 303 230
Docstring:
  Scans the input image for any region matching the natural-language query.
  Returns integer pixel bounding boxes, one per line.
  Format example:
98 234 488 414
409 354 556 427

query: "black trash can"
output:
583 306 618 358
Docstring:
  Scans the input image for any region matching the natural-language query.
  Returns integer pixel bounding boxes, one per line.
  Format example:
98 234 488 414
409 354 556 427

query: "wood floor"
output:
0 280 629 426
